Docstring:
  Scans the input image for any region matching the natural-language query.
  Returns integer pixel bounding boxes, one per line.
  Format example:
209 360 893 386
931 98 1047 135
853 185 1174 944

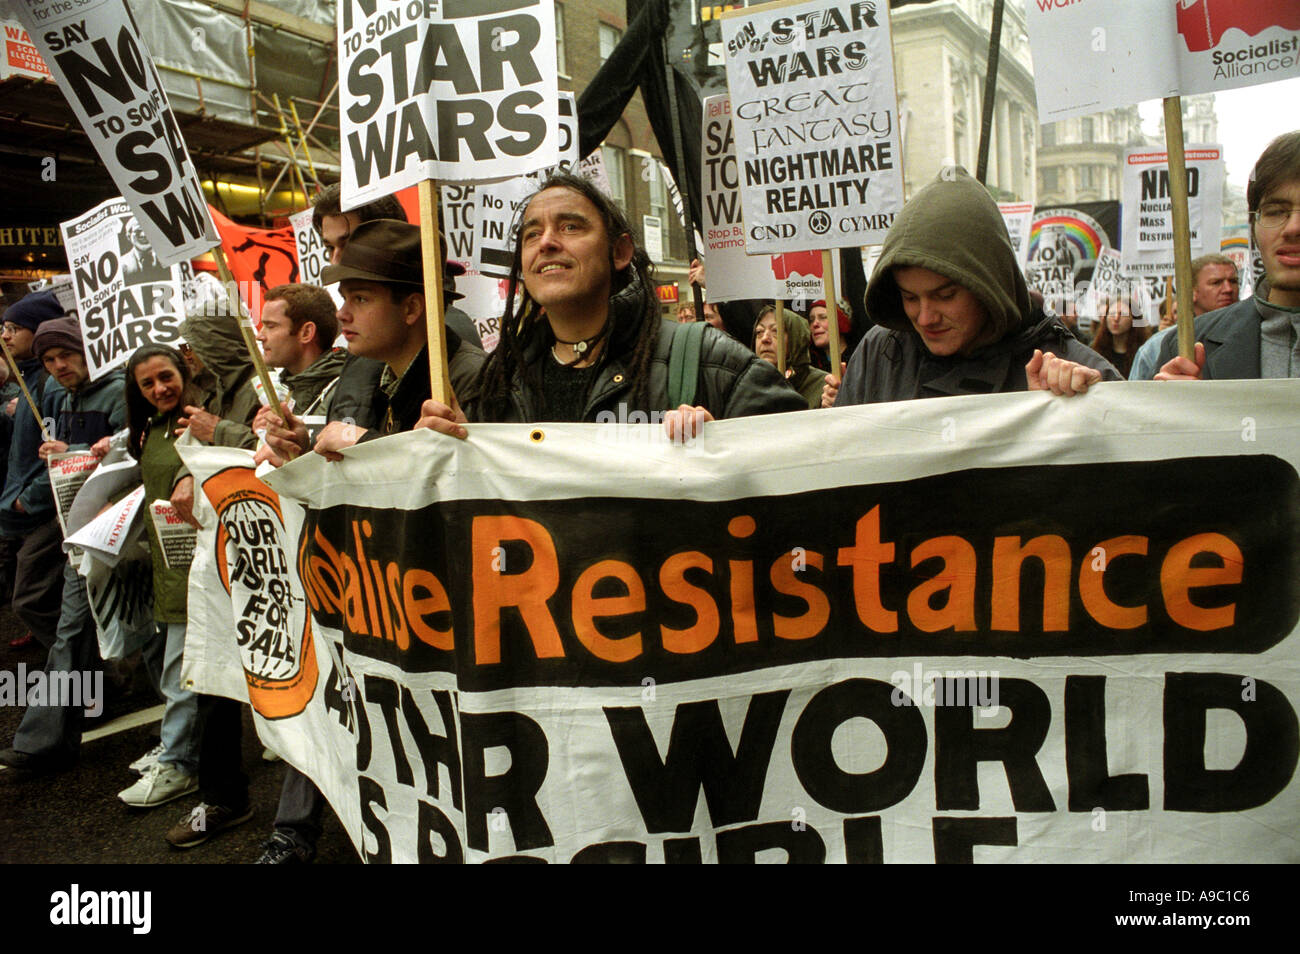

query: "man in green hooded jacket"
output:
826 168 1118 407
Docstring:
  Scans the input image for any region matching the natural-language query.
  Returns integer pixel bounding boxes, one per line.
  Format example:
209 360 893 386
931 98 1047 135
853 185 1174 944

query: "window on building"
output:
647 160 667 221
599 23 622 63
1041 124 1056 147
1079 165 1096 190
555 4 567 76
602 144 627 209
1041 167 1059 193
1080 117 1094 143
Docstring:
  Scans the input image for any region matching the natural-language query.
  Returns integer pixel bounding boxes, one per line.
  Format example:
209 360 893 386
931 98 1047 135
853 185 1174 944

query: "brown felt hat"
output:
322 219 422 287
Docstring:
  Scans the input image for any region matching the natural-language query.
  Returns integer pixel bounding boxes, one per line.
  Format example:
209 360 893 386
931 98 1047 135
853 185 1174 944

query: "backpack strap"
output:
666 321 706 409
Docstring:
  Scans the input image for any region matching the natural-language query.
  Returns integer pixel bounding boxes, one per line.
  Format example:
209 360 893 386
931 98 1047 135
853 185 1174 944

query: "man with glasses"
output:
120 220 170 286
1156 132 1300 380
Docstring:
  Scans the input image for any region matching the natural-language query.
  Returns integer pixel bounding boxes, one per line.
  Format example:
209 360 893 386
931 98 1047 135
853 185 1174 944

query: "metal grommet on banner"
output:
529 429 545 443
612 374 624 383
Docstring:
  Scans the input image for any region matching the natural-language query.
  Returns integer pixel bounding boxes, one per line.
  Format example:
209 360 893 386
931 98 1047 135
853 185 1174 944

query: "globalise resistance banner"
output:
181 383 1300 863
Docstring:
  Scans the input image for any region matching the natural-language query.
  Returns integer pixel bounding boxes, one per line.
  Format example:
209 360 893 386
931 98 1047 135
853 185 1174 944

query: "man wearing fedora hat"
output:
250 217 484 863
257 218 485 463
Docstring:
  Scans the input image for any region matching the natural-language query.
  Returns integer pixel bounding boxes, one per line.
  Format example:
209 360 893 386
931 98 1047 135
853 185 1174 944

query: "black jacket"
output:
1152 295 1268 380
330 327 487 435
463 274 806 423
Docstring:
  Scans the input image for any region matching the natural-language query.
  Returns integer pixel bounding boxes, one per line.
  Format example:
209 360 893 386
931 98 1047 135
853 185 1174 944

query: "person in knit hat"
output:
0 291 69 651
0 313 127 775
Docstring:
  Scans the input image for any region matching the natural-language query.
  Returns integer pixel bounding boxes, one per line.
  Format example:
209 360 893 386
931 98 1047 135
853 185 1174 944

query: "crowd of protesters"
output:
1 129 1297 862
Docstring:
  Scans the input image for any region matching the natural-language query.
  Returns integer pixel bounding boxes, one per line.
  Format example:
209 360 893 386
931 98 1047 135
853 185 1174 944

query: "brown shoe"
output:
165 802 254 849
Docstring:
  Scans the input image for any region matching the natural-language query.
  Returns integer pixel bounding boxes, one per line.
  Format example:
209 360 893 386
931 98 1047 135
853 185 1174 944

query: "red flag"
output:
207 206 301 304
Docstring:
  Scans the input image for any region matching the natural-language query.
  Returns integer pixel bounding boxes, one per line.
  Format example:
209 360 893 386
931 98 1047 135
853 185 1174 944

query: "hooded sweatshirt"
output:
838 169 1118 405
179 309 260 447
752 310 828 410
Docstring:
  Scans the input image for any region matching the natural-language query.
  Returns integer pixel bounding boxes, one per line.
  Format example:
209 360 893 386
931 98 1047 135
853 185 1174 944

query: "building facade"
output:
1036 94 1219 207
891 0 1039 202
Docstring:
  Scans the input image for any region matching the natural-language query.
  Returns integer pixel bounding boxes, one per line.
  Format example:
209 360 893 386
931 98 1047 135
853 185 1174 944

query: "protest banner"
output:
1120 146 1225 278
181 381 1300 863
719 0 904 254
439 183 503 349
48 451 100 536
473 91 594 279
1084 247 1158 329
1 17 49 80
700 94 784 303
12 0 282 419
289 207 343 313
1026 0 1300 123
60 198 186 379
997 201 1034 274
337 0 560 207
10 0 218 263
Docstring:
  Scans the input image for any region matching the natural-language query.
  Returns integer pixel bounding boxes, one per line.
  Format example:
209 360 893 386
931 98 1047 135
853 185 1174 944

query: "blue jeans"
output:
141 622 199 775
12 561 98 760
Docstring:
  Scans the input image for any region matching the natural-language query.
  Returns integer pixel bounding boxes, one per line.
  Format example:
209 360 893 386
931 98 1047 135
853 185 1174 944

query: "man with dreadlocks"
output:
418 172 804 436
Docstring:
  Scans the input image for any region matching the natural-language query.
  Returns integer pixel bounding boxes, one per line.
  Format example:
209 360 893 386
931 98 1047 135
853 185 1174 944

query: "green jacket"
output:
753 309 828 410
180 310 260 448
279 348 347 417
838 168 1118 404
140 407 190 622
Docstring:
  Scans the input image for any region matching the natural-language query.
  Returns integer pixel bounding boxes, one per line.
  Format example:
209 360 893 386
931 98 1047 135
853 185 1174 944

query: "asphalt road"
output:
0 605 360 864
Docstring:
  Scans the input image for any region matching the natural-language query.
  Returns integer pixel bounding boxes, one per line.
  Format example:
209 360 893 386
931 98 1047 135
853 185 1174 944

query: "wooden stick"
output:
1162 97 1195 361
774 299 786 376
0 334 54 443
210 245 286 422
418 179 453 405
1164 275 1173 326
821 249 842 366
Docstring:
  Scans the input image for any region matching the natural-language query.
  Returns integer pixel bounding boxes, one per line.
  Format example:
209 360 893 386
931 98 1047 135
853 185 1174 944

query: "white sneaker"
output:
118 762 197 808
129 743 165 774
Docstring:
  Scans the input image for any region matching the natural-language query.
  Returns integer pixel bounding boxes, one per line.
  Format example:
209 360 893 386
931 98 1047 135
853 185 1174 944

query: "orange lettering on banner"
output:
990 535 1072 632
659 551 720 654
471 516 563 665
728 515 759 644
770 551 830 641
405 569 453 650
1079 536 1149 630
571 560 645 663
836 506 898 633
907 536 978 633
1161 533 1243 631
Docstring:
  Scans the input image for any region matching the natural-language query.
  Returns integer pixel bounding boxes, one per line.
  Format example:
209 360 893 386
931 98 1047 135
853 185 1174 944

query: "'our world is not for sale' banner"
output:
338 0 560 209
181 383 1300 863
721 0 904 254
